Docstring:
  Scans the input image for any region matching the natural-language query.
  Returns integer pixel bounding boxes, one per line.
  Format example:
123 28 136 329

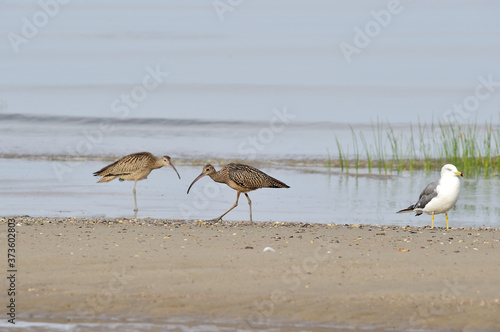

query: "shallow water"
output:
2 157 498 228
0 318 396 332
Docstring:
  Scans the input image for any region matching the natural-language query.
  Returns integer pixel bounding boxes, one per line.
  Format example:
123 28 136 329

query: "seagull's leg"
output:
214 191 241 221
244 193 252 222
431 212 434 229
445 213 449 230
133 180 138 212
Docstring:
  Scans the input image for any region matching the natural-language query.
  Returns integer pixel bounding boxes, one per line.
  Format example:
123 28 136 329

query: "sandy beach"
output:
2 217 499 331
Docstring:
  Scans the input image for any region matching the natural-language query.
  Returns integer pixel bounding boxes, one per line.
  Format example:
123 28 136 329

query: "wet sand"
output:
6 217 500 331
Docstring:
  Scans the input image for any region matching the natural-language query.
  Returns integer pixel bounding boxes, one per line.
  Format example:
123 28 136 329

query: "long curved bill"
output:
169 163 181 179
187 173 205 194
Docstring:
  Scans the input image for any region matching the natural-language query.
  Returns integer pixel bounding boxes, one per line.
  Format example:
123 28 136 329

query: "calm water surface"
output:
1 157 498 228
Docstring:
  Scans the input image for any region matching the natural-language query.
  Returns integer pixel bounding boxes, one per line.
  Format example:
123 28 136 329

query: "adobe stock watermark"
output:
52 65 169 182
339 0 407 64
213 0 243 21
237 107 296 159
51 119 115 182
408 277 467 328
0 99 8 112
179 182 222 220
7 0 70 54
66 267 135 331
240 243 339 329
442 74 500 124
110 65 169 119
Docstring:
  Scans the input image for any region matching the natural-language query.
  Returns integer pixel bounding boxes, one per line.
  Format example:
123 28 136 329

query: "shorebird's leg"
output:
244 193 252 222
133 180 138 212
445 213 449 230
431 212 434 229
214 191 241 222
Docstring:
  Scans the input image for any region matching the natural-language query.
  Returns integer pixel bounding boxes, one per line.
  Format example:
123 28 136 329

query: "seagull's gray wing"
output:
397 179 439 215
413 180 440 213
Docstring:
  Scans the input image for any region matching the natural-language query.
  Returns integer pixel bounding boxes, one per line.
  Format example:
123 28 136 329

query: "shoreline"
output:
3 217 500 331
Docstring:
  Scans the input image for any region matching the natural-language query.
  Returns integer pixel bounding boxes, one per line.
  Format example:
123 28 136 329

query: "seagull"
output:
397 164 463 229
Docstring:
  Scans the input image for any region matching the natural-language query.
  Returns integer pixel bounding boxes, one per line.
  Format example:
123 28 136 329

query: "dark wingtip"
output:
272 179 289 188
270 183 289 188
396 207 413 214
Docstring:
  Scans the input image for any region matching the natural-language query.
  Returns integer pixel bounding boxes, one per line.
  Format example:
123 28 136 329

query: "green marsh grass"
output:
359 132 372 172
326 148 332 171
335 136 345 173
333 120 500 178
349 125 360 174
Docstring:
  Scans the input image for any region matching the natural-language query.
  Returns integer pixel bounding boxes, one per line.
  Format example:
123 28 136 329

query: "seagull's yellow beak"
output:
455 171 464 177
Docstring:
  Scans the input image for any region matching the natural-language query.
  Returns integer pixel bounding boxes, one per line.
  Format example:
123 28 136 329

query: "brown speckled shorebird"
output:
94 152 180 212
187 163 289 222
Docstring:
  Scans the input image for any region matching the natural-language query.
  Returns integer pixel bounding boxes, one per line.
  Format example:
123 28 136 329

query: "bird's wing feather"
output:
414 179 439 209
94 152 154 176
227 165 258 189
227 163 289 189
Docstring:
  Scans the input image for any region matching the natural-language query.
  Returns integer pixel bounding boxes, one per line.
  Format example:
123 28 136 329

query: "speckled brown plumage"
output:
208 163 289 191
94 152 159 182
94 152 180 212
187 163 289 222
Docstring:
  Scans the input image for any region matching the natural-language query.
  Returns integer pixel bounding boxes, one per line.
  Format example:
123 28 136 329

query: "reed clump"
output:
332 120 500 178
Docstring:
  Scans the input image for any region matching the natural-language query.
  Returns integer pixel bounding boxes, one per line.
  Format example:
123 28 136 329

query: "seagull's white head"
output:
441 164 464 178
